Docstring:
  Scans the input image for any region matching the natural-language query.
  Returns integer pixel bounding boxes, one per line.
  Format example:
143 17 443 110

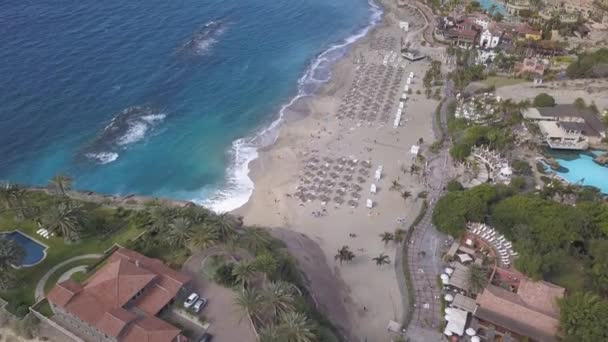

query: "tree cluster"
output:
432 183 608 340
567 48 608 79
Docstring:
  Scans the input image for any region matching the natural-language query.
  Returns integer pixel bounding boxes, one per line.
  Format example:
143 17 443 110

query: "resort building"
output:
538 121 589 150
479 27 502 49
47 247 192 342
473 279 565 341
505 0 532 16
523 104 607 148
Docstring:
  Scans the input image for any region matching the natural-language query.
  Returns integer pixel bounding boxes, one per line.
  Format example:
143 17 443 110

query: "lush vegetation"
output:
449 64 486 91
432 182 608 340
1 182 145 316
533 93 556 107
566 48 608 79
1 179 339 341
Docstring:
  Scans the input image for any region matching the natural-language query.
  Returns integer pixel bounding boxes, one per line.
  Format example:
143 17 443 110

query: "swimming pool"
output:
549 150 608 194
1 231 47 267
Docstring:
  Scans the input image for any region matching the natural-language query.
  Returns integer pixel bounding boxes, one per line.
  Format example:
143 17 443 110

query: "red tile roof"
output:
47 247 192 342
474 280 565 341
47 279 82 307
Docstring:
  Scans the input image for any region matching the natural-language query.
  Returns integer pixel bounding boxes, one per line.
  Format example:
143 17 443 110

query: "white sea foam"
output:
117 122 148 146
86 152 119 164
199 0 383 213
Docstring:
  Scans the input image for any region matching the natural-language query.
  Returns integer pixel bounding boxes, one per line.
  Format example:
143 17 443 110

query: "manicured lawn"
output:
0 203 144 316
43 258 98 294
483 76 527 88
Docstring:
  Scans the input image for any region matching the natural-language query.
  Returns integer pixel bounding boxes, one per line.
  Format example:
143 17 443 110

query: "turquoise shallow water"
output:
550 151 608 193
0 0 380 211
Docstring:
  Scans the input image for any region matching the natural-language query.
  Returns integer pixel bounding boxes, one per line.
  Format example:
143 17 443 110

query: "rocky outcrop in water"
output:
594 153 608 166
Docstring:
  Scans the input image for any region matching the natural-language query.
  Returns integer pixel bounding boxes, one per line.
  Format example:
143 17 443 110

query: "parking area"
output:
181 252 257 342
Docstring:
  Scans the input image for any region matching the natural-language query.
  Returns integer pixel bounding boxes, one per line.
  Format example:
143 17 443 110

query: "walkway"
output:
58 265 89 283
405 88 454 341
35 254 102 300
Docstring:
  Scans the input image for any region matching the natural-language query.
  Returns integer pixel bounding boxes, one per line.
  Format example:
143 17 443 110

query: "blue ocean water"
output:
0 0 380 211
550 151 608 194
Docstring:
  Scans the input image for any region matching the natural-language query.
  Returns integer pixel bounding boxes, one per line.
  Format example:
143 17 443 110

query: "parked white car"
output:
184 293 199 309
193 298 208 313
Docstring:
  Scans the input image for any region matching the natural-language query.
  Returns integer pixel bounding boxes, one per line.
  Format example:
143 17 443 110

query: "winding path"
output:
35 254 102 300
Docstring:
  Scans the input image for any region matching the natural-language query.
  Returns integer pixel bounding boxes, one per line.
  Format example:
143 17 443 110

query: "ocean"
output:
0 0 380 212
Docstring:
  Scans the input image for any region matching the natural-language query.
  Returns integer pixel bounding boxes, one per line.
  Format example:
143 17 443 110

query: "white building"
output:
479 29 501 49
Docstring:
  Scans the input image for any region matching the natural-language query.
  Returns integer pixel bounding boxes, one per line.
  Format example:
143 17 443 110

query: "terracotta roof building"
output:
47 247 191 342
473 279 565 341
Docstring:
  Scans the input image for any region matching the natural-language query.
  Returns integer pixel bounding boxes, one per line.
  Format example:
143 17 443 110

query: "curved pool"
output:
1 231 47 267
550 150 608 194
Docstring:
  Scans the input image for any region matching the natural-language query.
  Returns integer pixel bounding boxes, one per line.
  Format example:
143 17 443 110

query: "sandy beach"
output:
234 1 445 340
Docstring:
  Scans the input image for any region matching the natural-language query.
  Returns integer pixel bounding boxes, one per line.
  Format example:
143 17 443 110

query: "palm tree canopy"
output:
468 264 488 294
0 237 25 269
263 281 297 319
49 174 72 195
187 224 219 251
167 217 193 247
232 260 258 287
252 252 278 276
278 312 317 342
372 253 391 266
241 227 272 253
43 201 86 241
380 232 394 245
212 212 237 242
234 287 264 323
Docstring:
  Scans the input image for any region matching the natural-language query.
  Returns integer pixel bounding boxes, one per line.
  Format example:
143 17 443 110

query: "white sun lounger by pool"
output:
366 199 373 209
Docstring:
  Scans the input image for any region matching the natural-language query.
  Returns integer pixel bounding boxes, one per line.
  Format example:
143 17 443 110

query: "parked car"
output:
199 333 213 342
184 293 199 308
193 298 208 313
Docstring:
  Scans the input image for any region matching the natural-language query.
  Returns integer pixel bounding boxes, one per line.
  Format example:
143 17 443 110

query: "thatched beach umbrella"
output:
333 196 344 204
351 192 360 199
348 199 359 207
357 176 366 184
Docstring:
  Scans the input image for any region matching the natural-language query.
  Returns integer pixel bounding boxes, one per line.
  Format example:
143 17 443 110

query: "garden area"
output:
1 183 145 316
1 175 341 342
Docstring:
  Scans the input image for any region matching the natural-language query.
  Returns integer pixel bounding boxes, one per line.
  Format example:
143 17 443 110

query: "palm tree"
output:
389 180 403 191
167 217 193 247
234 287 264 325
259 325 282 342
0 237 25 269
253 253 278 276
418 137 424 145
277 312 317 342
232 260 258 287
241 227 271 253
263 281 297 319
401 191 412 201
212 212 237 242
49 174 72 196
410 164 420 175
151 207 173 233
380 232 394 246
468 264 488 294
0 268 17 291
6 184 28 219
187 224 218 252
43 201 86 241
372 253 391 268
335 245 355 265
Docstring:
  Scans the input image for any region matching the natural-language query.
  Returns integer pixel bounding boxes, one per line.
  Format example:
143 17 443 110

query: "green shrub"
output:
533 93 556 107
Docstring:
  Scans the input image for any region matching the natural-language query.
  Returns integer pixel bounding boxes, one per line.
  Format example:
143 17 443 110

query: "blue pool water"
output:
550 151 608 194
1 231 47 266
479 0 505 15
0 0 379 212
